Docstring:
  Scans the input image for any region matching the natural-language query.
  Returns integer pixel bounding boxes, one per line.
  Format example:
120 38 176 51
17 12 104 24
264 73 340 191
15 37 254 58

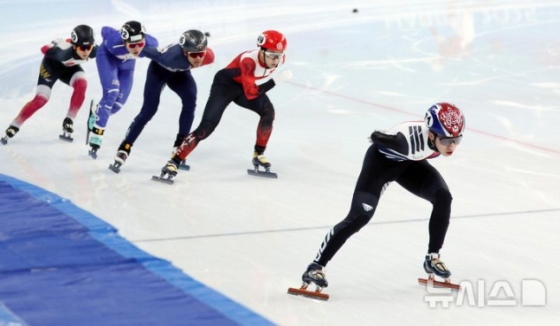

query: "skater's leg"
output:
8 57 60 129
167 70 197 146
396 160 451 253
112 62 168 167
234 94 275 154
302 191 379 289
234 94 275 167
94 53 120 129
173 75 238 162
301 146 404 288
10 86 51 128
396 161 453 278
111 67 135 116
313 191 379 266
122 62 168 146
90 55 120 150
57 66 87 135
314 146 402 265
58 66 87 121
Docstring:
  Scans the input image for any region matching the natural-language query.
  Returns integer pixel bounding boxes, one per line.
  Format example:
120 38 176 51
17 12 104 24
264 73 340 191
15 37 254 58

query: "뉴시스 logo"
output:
423 279 546 308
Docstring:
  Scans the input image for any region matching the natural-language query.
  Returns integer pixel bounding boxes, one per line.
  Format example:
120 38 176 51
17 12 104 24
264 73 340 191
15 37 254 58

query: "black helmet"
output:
71 25 94 46
179 30 207 52
121 20 145 42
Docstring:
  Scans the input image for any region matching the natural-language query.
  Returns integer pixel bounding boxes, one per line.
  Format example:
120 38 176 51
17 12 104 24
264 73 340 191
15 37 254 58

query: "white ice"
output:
1 0 559 325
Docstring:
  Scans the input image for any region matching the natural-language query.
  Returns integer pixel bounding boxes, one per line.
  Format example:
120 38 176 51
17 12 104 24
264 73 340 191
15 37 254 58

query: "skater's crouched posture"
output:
110 29 214 171
1 25 97 145
300 102 466 291
159 30 288 179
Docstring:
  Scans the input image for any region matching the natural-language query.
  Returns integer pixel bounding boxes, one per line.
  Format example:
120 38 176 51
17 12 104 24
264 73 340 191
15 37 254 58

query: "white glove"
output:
274 69 293 84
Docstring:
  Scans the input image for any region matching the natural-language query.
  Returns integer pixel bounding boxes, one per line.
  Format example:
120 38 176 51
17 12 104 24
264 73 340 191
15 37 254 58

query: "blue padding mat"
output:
0 174 273 326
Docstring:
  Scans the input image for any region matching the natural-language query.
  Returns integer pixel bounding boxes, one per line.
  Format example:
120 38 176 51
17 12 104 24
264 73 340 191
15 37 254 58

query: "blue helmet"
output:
424 103 465 137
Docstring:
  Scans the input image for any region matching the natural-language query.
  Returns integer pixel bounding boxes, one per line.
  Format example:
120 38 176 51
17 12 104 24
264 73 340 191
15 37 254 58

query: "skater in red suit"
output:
158 30 288 178
298 103 466 293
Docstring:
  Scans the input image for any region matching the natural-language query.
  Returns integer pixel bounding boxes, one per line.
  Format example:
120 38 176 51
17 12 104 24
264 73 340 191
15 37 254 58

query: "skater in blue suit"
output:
88 20 158 156
109 29 214 172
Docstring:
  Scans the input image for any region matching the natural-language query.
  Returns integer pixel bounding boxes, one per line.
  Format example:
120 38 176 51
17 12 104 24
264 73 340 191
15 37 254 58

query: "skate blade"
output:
108 163 121 174
151 175 174 185
1 138 8 145
418 278 461 290
86 99 94 144
59 135 74 142
247 169 278 179
287 287 329 301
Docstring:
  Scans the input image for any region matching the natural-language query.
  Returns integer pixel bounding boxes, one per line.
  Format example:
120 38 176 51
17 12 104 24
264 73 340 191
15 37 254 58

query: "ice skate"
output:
59 117 74 142
1 125 19 145
87 127 104 160
171 147 190 171
109 146 130 174
418 253 460 290
152 160 178 185
287 263 329 300
247 151 278 178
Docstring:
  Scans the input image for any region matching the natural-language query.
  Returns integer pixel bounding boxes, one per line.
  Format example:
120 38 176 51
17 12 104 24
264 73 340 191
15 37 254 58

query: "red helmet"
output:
257 30 287 51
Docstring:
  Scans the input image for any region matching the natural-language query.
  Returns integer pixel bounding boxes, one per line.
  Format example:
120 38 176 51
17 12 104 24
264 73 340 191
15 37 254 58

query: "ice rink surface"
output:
1 0 559 325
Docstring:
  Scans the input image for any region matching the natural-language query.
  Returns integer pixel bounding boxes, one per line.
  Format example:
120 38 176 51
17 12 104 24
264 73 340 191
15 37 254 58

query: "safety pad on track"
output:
0 174 272 326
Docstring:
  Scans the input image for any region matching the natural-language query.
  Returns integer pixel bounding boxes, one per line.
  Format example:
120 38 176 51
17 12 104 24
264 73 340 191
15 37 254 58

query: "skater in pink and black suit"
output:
1 25 97 144
300 103 466 291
